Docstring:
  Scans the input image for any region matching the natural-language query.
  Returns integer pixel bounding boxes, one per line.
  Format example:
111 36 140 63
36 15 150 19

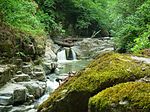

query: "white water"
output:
57 50 67 62
71 49 77 60
57 48 77 62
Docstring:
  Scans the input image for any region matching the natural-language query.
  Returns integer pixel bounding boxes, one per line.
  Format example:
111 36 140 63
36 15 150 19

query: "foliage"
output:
0 0 149 54
35 0 109 37
0 0 46 36
110 0 150 52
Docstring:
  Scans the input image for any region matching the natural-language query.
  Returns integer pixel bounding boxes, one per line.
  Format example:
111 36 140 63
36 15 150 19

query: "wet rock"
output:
0 64 16 87
42 62 58 75
19 81 46 99
22 63 32 75
0 83 27 106
12 74 31 82
33 66 46 81
0 105 13 112
9 105 35 112
0 94 13 106
13 88 27 104
34 71 46 81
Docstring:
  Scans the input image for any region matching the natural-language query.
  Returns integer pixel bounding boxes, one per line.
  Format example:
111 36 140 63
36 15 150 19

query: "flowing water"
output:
57 49 67 61
37 50 91 105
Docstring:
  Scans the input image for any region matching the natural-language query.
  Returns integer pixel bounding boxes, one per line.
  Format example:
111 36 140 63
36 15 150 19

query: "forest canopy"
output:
0 0 150 53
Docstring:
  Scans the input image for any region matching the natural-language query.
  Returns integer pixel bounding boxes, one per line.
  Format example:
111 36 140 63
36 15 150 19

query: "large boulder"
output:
45 39 57 61
38 52 150 112
89 82 150 112
19 81 46 99
0 83 27 106
72 38 114 59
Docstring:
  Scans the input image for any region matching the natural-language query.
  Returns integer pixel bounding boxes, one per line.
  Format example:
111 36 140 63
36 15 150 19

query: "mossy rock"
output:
38 52 150 112
89 82 150 112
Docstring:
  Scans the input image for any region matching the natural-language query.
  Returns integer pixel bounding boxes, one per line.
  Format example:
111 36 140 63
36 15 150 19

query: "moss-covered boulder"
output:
38 52 150 112
89 82 150 112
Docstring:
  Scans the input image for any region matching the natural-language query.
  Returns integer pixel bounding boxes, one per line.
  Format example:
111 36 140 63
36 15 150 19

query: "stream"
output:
36 59 91 107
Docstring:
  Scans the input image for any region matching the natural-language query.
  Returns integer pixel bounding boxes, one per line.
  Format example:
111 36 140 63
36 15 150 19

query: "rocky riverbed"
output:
0 62 47 112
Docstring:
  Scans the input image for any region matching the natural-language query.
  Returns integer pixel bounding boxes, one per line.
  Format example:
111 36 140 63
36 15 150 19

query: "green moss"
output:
38 52 150 112
133 49 150 58
89 82 150 112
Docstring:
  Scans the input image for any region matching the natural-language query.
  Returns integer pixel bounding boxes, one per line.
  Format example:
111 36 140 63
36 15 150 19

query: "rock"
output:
19 81 46 99
12 74 31 82
38 52 150 112
28 109 37 112
72 38 114 59
131 56 150 64
0 105 13 112
33 71 46 81
42 62 58 75
33 66 46 81
22 63 32 75
0 64 16 87
45 39 57 61
9 105 35 112
0 94 13 106
13 88 27 104
89 82 150 112
0 83 27 106
138 76 150 83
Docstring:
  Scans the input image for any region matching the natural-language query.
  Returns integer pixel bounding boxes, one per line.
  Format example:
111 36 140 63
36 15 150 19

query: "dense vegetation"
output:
0 0 149 56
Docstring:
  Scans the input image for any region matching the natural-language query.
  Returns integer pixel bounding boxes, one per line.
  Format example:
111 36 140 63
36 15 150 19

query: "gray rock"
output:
19 81 46 99
33 72 46 81
12 74 31 82
0 83 27 106
13 88 27 104
72 38 114 59
32 66 46 81
22 63 32 75
45 40 57 61
0 95 13 106
9 105 35 112
42 62 58 75
0 105 13 112
0 65 16 87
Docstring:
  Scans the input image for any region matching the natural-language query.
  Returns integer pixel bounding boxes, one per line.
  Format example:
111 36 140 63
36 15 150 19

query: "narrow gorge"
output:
0 0 150 112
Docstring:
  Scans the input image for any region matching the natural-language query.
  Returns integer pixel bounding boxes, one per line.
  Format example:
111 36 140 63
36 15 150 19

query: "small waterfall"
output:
57 50 67 61
57 48 77 61
71 49 77 60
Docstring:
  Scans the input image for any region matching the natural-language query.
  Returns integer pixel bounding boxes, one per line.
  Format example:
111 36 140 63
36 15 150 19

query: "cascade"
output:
57 49 67 61
57 48 77 61
71 48 77 60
